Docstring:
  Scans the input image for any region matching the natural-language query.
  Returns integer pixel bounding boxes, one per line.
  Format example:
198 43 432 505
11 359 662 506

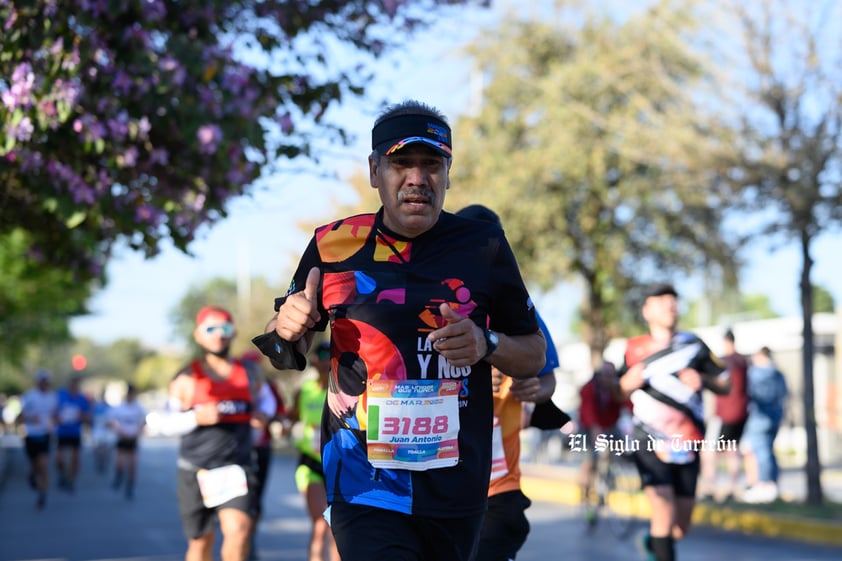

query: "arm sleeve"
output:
154 398 197 437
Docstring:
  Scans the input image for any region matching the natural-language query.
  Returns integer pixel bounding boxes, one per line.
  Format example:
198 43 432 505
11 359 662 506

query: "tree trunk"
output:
799 231 824 505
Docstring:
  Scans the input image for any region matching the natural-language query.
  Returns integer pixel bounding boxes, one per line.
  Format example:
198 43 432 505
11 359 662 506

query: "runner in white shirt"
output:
108 384 147 500
17 370 58 510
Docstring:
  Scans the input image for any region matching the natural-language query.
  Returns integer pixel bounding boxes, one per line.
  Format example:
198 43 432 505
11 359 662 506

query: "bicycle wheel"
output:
603 453 642 540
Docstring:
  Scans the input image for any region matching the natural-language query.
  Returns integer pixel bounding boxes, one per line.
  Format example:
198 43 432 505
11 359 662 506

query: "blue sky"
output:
68 2 842 350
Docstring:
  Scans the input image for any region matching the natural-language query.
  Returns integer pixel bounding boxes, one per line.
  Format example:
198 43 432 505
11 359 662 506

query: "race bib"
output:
366 379 461 471
489 418 508 481
59 405 81 424
196 465 248 508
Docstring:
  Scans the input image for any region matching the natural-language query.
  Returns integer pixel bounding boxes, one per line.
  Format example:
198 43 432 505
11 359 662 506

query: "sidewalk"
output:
520 459 842 548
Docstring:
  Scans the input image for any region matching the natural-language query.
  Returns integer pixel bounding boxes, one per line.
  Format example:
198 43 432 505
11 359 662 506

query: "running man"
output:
254 99 546 561
162 305 263 561
618 284 731 561
109 383 147 499
17 370 58 510
289 341 340 561
54 374 92 493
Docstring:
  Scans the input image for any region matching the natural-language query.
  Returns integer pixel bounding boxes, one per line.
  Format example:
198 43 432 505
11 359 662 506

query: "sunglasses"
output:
203 322 235 337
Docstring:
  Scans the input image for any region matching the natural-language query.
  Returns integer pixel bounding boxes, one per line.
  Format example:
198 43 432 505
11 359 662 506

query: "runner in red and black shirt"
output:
618 284 731 561
164 306 264 561
254 100 546 561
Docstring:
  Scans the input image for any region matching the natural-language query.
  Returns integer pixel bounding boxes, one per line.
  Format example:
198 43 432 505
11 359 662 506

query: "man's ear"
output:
368 155 379 188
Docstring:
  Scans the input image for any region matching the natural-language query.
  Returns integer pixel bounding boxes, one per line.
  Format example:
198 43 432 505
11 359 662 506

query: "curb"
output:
520 468 842 548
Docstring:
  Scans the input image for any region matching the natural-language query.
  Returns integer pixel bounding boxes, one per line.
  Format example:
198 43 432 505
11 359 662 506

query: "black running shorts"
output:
329 502 485 561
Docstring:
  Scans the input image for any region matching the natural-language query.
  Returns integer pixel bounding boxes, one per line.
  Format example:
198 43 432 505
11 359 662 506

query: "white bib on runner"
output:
366 379 461 471
489 417 508 481
196 464 248 508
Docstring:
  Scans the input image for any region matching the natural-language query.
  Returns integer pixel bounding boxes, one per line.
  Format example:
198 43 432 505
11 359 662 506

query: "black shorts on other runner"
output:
116 437 139 451
329 502 485 561
475 490 531 561
24 435 51 459
176 465 258 540
57 435 82 448
632 445 700 498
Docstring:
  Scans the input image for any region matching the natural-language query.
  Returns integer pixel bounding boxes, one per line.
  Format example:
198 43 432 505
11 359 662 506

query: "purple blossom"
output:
44 0 58 17
140 0 167 22
53 78 81 107
159 56 186 86
135 203 162 225
4 7 17 30
20 150 44 173
80 0 108 18
46 160 95 204
8 116 34 141
107 111 130 140
113 71 133 95
149 147 169 165
226 167 248 186
137 116 151 138
278 112 294 134
197 124 222 154
120 146 139 168
2 62 35 110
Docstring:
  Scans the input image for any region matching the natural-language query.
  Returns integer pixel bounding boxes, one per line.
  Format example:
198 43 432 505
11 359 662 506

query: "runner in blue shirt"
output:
55 374 92 493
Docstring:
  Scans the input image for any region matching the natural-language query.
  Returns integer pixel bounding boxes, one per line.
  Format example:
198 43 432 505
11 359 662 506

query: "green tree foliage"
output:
711 0 842 506
0 229 91 365
0 336 153 395
812 284 835 314
448 0 739 363
0 0 484 361
134 352 185 391
683 292 778 328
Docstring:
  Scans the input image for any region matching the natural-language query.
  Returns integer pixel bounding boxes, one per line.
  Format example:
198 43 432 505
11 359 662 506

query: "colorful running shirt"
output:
619 332 724 463
295 378 327 462
55 389 91 438
179 360 253 469
488 312 559 496
277 209 538 517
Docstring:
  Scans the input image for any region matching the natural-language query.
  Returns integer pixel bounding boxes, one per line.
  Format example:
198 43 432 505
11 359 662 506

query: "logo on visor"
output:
426 122 450 144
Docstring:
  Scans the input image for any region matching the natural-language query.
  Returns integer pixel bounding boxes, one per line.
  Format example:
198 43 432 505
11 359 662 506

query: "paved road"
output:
1 437 840 561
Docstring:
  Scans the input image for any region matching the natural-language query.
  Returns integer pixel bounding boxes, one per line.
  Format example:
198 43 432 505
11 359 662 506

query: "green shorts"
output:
295 454 325 493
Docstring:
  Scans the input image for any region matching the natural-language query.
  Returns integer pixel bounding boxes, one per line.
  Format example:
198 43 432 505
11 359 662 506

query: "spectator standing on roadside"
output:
741 346 788 504
698 328 748 503
18 370 58 510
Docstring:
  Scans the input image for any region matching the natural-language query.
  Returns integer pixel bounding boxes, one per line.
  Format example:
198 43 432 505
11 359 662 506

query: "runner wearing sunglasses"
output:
160 305 267 561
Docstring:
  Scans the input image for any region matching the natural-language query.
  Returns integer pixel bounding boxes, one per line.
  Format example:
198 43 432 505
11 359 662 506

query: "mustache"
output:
397 188 436 204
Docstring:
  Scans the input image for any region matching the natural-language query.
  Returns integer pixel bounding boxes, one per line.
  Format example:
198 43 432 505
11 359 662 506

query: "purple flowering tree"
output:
0 0 482 361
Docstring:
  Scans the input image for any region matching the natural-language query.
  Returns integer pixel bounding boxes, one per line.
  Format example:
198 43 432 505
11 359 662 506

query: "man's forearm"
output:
489 329 546 378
